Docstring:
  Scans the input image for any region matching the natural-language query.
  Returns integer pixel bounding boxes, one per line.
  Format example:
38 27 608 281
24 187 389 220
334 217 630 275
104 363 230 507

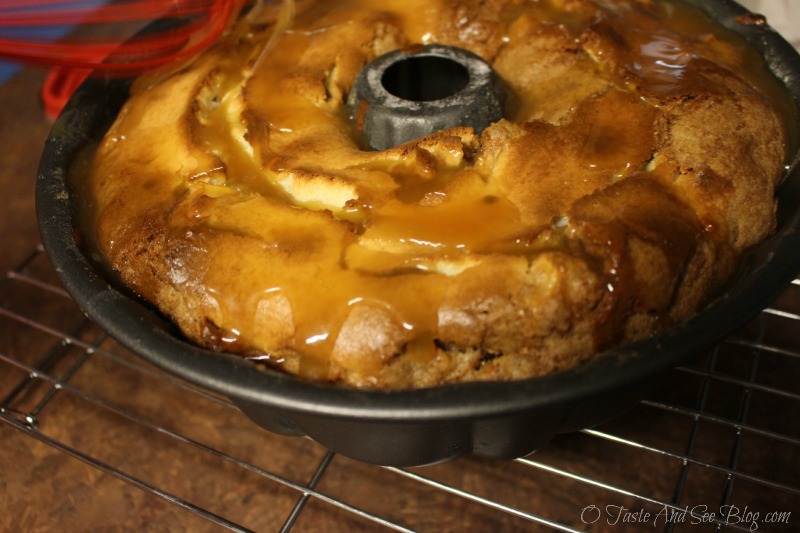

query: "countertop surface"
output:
1 38 800 533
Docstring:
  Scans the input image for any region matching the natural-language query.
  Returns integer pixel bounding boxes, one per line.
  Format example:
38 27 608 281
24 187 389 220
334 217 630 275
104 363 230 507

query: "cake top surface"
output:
79 0 790 387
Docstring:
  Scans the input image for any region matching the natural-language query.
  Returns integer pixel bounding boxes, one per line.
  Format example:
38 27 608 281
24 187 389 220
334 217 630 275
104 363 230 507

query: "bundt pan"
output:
37 0 800 466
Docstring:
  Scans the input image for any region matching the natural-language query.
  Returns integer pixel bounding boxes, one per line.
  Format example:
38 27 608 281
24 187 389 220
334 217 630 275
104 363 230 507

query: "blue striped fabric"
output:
0 0 109 84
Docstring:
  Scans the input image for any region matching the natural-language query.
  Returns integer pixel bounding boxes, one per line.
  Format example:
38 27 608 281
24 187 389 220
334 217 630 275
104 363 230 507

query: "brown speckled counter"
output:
1 65 799 532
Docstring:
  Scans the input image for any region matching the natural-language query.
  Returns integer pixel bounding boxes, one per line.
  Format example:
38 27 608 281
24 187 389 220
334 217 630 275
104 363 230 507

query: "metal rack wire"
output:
1 244 798 531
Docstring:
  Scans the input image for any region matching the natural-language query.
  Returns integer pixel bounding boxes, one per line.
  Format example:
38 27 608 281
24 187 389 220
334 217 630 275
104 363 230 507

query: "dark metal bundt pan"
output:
37 0 800 466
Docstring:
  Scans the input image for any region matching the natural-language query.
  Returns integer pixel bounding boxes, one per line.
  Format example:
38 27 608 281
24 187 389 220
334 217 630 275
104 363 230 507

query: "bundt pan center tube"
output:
36 0 800 466
348 44 506 150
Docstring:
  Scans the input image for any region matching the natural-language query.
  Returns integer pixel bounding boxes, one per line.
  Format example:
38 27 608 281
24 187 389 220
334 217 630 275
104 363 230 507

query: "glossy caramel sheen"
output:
82 0 789 387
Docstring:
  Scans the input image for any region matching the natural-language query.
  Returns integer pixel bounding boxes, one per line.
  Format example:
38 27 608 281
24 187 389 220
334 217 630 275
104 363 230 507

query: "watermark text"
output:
580 504 791 530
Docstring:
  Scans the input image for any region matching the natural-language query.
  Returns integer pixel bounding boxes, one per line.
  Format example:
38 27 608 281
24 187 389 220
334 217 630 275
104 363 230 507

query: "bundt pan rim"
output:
36 0 800 466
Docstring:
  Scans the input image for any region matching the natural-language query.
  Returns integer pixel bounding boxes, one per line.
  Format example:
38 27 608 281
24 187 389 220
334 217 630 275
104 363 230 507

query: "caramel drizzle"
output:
99 0 789 384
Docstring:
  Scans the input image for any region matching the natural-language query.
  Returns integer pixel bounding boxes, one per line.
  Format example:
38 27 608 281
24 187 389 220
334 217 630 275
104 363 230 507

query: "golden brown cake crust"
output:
80 0 788 388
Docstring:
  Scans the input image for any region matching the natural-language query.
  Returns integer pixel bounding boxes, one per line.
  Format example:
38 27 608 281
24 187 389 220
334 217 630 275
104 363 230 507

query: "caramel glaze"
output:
83 0 789 388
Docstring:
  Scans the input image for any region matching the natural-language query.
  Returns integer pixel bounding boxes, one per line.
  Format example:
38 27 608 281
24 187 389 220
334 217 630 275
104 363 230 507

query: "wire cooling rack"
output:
1 244 798 531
